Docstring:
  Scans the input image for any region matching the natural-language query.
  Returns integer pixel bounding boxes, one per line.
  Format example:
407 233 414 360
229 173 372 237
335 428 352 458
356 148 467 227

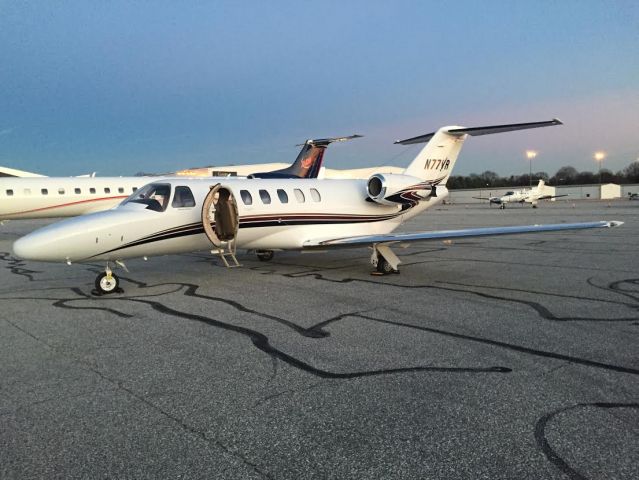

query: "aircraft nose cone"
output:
12 232 48 261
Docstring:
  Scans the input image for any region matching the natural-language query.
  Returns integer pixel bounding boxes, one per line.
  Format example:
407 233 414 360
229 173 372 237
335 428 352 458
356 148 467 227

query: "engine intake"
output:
366 173 432 206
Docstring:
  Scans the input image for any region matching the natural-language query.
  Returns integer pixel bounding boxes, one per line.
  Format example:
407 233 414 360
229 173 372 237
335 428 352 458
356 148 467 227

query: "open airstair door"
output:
201 184 241 267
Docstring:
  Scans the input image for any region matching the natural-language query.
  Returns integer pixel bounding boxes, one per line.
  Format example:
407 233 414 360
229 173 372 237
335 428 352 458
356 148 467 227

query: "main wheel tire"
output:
95 272 120 294
256 250 274 262
376 256 395 274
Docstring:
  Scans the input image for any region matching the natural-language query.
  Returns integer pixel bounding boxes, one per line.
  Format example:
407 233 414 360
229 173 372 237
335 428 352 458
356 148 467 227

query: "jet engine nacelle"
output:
366 173 432 205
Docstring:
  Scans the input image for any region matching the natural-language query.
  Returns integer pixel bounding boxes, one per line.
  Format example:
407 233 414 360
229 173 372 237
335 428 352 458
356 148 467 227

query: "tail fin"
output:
249 135 362 179
398 119 562 184
537 179 545 189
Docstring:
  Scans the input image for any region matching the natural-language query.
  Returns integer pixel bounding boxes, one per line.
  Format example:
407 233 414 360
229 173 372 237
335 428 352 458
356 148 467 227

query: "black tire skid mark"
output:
307 313 639 376
77 277 639 377
1 271 512 378
534 402 639 480
250 268 638 323
437 278 639 310
118 295 512 379
3 254 634 375
588 277 639 303
0 252 41 281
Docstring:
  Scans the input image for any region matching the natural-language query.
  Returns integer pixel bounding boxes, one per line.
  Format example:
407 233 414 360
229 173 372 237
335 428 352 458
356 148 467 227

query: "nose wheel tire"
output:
95 271 120 294
256 250 275 262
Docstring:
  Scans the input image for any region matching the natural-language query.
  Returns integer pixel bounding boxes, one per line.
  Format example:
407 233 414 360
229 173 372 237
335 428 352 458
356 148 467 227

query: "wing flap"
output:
304 221 622 248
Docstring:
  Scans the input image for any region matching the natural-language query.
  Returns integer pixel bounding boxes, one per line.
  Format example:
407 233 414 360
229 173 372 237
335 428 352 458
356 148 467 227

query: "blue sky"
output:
1 0 637 176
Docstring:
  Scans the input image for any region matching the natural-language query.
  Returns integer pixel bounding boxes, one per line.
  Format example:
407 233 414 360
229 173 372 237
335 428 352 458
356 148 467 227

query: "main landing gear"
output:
371 244 400 275
94 264 121 295
256 250 275 262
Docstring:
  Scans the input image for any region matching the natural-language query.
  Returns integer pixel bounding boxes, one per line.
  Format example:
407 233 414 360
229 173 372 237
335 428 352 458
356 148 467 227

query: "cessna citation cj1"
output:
13 119 622 294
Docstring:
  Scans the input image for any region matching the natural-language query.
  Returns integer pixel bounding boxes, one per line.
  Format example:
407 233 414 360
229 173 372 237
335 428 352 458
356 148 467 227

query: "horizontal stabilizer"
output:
304 220 622 248
296 134 363 147
395 119 562 145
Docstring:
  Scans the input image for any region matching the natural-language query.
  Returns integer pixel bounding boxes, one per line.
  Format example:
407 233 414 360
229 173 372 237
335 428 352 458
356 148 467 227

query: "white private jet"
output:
0 136 356 221
476 180 568 208
13 119 622 294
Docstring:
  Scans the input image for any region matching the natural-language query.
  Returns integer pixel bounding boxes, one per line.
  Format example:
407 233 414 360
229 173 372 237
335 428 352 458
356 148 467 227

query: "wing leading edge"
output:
303 221 623 248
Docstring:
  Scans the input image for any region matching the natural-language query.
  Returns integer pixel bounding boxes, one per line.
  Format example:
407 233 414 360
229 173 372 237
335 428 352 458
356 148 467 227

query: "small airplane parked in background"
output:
13 118 622 294
0 136 357 222
475 180 568 208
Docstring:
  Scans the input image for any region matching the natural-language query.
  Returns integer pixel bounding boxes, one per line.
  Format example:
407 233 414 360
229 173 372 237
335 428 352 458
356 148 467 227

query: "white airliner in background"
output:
13 119 622 294
0 136 362 221
475 179 568 208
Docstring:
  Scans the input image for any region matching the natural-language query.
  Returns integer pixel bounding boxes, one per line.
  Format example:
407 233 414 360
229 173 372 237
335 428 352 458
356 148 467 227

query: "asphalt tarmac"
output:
1 200 637 479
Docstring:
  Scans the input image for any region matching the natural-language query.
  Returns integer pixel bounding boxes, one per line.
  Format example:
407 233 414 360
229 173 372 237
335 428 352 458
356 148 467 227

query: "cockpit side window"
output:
171 186 196 208
122 183 172 212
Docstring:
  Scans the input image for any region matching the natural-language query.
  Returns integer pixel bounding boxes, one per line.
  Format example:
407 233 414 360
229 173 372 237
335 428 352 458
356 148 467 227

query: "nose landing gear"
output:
94 264 121 295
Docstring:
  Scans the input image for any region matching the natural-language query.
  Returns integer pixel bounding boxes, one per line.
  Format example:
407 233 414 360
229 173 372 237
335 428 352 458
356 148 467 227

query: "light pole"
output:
526 150 537 188
594 151 606 185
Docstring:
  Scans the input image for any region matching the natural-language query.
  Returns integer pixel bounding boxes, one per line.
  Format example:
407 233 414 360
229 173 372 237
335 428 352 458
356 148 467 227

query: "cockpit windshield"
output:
122 183 171 212
504 191 515 196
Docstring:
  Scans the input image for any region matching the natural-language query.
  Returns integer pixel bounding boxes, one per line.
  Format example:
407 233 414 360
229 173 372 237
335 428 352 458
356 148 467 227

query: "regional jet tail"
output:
248 135 362 179
0 135 350 221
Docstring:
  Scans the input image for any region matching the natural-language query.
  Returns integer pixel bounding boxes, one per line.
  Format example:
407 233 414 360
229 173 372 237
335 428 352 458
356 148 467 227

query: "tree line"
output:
447 161 639 189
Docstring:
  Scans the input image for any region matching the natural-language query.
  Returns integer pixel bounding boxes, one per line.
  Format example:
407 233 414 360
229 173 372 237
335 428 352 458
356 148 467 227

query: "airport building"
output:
449 183 639 203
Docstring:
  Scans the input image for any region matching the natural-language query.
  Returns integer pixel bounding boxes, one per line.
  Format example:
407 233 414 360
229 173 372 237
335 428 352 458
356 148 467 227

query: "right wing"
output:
537 194 569 201
303 221 622 249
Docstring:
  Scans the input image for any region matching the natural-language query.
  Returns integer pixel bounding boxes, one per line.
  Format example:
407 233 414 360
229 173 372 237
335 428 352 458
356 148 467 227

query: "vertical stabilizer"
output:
248 135 362 179
400 127 467 184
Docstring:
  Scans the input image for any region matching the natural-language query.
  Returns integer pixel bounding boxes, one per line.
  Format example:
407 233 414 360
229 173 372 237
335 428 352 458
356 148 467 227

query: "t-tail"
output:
249 135 362 179
397 119 562 185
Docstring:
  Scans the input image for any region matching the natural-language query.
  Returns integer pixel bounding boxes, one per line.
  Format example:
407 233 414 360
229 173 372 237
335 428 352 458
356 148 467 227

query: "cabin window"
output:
277 189 288 203
259 189 271 204
240 189 253 205
310 188 321 202
89 188 96 194
58 188 65 195
294 188 305 203
41 188 48 195
118 187 124 193
75 188 81 194
104 188 111 194
24 188 31 195
172 186 196 208
6 189 13 196
122 183 171 212
132 187 137 192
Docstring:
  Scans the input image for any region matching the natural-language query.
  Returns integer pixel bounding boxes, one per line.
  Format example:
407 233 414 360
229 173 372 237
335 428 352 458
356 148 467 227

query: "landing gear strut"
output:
94 264 120 295
256 250 275 262
371 244 400 275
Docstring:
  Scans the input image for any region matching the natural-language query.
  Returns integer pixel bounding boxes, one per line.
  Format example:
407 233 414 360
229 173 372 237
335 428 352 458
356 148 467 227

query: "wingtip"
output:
553 118 563 125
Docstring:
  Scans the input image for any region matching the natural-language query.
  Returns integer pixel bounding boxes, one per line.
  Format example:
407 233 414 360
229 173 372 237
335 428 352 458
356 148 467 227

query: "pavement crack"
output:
79 366 275 479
